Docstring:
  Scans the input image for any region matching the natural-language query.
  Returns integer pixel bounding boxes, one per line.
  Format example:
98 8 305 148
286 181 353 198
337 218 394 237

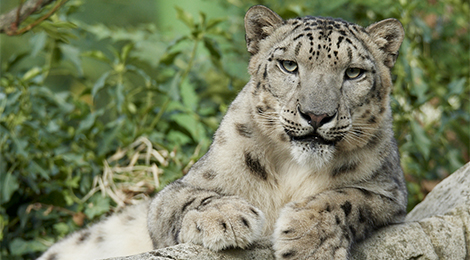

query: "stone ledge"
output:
107 162 470 260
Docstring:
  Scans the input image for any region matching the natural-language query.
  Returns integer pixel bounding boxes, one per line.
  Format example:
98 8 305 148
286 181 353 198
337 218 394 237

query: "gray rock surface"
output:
107 162 470 260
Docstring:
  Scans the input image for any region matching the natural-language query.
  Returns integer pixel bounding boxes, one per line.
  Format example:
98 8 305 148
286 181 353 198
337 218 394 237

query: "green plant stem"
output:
181 37 200 83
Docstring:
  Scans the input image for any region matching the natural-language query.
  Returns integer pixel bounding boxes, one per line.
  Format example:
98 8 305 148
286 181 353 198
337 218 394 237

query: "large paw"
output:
180 197 265 251
273 199 350 260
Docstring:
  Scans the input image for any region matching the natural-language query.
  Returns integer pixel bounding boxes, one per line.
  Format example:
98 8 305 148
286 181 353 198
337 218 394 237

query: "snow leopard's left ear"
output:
245 5 284 55
366 18 404 68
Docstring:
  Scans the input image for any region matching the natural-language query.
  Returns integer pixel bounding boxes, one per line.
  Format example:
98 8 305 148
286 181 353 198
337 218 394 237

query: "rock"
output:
105 240 275 260
351 162 470 260
106 162 470 260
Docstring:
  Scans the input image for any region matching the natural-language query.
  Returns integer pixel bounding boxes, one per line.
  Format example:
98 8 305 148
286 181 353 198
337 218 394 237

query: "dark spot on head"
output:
368 115 377 124
250 207 259 216
235 123 253 138
367 130 382 149
341 201 352 217
336 215 341 224
279 133 289 142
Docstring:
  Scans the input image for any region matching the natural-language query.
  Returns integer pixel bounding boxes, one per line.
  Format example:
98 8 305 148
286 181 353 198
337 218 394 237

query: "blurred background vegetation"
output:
0 0 468 258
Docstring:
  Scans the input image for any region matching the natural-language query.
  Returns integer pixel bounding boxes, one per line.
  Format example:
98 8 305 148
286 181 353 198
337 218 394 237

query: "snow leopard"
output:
38 5 407 260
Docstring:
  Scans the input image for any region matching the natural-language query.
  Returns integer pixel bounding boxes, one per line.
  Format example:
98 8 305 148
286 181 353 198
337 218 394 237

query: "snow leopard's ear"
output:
245 5 284 55
366 18 405 68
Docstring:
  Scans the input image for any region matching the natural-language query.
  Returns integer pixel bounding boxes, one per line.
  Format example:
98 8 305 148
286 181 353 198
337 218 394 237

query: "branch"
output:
0 0 60 35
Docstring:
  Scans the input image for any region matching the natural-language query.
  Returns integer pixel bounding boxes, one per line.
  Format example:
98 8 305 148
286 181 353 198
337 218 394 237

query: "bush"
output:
0 0 468 258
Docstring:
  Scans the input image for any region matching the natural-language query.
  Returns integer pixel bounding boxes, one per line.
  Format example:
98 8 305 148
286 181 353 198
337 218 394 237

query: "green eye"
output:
281 60 298 73
345 68 363 79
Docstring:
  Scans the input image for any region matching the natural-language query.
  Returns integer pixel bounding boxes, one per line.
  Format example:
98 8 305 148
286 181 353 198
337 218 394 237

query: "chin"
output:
290 141 335 170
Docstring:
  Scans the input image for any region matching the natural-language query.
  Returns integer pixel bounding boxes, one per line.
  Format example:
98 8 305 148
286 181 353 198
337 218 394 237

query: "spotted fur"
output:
38 5 407 260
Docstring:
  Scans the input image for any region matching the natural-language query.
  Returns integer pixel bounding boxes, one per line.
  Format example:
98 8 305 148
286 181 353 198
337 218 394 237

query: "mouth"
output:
289 132 335 146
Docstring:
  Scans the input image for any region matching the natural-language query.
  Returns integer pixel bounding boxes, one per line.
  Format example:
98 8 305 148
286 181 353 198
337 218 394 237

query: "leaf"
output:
410 121 431 160
203 37 221 60
29 32 47 57
76 109 105 135
206 17 225 31
91 71 111 98
28 161 50 180
0 172 19 204
171 113 201 140
82 50 112 64
22 67 42 82
120 43 134 63
84 195 110 219
59 44 83 76
175 7 194 29
9 238 47 255
165 36 189 51
180 78 198 111
447 78 466 97
159 51 182 66
126 65 152 87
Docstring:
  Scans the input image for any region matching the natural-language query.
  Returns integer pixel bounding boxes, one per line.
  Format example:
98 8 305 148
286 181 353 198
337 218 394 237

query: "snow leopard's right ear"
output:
245 5 284 55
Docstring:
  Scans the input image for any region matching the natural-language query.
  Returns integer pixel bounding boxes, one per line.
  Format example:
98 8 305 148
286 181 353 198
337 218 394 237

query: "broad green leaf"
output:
447 78 466 97
206 18 225 31
59 44 83 76
91 71 111 98
0 172 19 204
410 121 431 160
76 109 105 135
126 65 152 87
22 67 42 81
53 222 70 236
175 6 194 29
120 43 134 63
159 51 182 66
180 78 198 111
10 238 47 255
203 37 221 60
28 161 50 180
29 32 47 57
171 113 203 140
84 195 110 219
82 50 112 64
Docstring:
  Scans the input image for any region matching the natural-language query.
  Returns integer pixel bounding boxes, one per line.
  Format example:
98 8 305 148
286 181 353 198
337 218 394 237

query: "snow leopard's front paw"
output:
273 197 351 260
180 197 265 251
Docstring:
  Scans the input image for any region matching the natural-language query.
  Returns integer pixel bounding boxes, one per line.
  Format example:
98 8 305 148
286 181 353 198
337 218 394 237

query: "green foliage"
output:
0 0 468 258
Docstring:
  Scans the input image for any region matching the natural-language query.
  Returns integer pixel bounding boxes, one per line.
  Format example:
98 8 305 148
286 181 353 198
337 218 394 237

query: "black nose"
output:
298 108 336 129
